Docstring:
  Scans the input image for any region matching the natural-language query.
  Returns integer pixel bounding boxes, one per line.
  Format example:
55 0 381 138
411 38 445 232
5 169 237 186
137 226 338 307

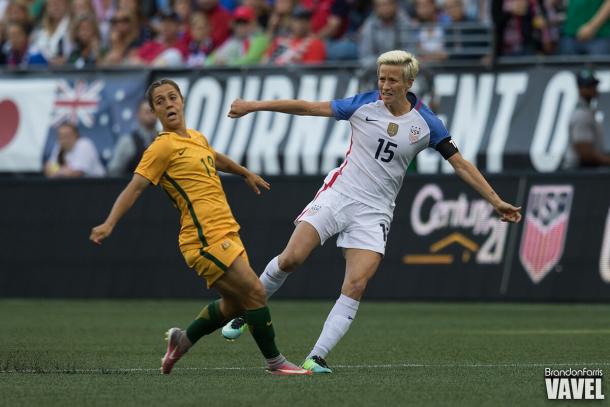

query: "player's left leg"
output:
303 249 382 373
215 256 310 375
161 295 242 374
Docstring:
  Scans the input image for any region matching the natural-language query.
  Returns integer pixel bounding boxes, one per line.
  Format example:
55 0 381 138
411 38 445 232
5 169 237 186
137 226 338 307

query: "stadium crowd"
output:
1 0 609 69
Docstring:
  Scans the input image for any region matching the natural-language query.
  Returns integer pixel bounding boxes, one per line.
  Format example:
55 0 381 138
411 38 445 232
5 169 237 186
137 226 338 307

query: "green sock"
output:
186 299 224 344
245 306 280 359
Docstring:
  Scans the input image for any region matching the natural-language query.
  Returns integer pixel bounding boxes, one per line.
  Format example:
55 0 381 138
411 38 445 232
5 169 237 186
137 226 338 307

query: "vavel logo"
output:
405 184 508 264
545 368 604 400
519 185 573 284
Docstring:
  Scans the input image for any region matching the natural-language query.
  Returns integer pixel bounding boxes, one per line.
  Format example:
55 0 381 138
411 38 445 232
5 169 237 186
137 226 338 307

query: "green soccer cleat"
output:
221 317 247 341
302 356 332 373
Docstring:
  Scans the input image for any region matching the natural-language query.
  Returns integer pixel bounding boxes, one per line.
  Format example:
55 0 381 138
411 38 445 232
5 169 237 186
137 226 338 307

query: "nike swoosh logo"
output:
365 117 378 122
178 148 186 156
266 321 273 326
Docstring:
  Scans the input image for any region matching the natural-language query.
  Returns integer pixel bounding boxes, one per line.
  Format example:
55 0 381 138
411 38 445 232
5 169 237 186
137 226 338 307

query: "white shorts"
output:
294 187 392 255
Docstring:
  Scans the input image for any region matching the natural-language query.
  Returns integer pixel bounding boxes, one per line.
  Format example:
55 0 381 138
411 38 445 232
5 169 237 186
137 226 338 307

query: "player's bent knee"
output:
278 251 305 271
342 279 369 299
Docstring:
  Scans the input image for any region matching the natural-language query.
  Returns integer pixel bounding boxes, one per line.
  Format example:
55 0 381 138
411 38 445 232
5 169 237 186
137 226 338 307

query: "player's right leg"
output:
215 256 310 375
222 221 321 340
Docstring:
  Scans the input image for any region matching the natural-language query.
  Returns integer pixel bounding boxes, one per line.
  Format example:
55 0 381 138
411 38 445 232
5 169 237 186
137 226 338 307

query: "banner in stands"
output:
0 79 56 171
1 172 610 300
0 64 608 174
157 66 610 175
0 73 147 171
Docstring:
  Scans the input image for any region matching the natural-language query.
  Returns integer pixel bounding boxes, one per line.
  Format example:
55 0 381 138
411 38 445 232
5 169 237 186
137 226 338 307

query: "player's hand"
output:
494 202 522 223
90 223 114 245
228 99 252 118
243 172 270 195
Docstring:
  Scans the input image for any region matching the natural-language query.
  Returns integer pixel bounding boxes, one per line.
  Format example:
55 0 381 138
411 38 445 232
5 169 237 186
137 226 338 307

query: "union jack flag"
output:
52 80 104 127
43 74 148 163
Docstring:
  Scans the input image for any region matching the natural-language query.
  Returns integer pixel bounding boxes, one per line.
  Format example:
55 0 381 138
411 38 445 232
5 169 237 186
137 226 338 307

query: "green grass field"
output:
1 300 609 406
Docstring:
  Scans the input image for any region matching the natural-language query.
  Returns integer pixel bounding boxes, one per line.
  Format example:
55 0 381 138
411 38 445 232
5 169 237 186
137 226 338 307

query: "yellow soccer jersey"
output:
135 129 240 251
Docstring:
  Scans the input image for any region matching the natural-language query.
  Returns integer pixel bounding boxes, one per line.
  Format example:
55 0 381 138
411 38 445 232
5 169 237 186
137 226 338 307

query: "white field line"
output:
3 362 610 374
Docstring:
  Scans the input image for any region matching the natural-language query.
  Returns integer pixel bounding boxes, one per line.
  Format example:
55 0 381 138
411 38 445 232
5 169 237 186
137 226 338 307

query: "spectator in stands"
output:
443 0 472 24
492 0 552 57
559 0 610 55
266 0 296 38
3 0 33 31
243 0 272 29
90 0 114 45
115 0 154 42
71 0 96 19
29 0 72 65
265 5 326 65
107 100 157 176
410 0 447 62
132 11 187 66
301 0 356 60
173 0 192 38
184 12 214 66
99 10 142 65
344 0 372 42
358 0 411 71
122 0 169 20
195 0 232 51
67 14 101 68
563 69 610 169
29 0 47 22
207 5 269 66
0 20 32 67
442 0 490 60
455 0 491 23
220 0 239 12
44 122 106 178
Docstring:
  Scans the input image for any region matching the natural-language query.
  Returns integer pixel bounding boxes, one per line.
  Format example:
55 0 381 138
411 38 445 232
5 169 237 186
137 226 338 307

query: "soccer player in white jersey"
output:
224 50 523 373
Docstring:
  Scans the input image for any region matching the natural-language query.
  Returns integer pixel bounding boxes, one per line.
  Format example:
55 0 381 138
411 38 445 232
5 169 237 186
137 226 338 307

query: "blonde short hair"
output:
377 50 419 82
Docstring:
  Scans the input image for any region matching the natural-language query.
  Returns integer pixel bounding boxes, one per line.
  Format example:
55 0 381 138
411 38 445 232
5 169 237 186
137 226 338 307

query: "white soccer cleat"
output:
221 317 247 341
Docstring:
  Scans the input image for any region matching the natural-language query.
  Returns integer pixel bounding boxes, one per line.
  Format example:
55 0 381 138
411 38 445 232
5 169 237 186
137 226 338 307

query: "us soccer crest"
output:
519 185 573 284
387 123 399 137
409 125 421 143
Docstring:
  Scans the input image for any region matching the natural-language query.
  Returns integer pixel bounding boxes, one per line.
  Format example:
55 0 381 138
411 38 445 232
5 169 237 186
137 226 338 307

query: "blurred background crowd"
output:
1 0 609 69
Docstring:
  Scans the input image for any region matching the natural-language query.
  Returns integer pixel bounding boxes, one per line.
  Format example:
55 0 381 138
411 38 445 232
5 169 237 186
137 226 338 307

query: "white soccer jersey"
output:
324 90 450 216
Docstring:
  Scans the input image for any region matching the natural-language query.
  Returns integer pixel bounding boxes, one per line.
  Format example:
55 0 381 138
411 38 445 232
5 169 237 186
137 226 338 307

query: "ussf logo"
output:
545 368 604 400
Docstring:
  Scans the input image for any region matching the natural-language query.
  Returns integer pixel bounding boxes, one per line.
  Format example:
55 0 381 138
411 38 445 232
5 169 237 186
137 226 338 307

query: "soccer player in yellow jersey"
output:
89 79 310 376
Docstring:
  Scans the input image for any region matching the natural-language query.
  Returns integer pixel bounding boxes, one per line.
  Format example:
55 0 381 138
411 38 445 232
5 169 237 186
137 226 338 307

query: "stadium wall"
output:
2 172 610 301
1 63 609 175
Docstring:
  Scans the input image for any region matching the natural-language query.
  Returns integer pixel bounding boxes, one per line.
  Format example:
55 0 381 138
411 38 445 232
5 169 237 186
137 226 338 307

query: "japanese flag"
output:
0 79 56 172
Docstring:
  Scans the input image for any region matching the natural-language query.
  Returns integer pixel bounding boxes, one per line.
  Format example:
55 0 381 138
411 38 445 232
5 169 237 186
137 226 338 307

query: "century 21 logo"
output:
404 184 508 265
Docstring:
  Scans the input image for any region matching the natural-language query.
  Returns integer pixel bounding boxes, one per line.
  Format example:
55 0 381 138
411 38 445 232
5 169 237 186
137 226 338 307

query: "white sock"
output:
307 294 360 360
259 256 289 298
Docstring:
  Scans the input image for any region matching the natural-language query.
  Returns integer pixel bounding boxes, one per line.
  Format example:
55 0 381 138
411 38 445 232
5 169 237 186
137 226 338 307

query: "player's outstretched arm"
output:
215 152 270 195
89 174 151 244
228 98 333 118
448 153 522 223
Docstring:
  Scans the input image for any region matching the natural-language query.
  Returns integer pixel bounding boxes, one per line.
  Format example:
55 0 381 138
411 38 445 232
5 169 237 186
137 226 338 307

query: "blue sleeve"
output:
417 102 450 148
331 90 379 121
